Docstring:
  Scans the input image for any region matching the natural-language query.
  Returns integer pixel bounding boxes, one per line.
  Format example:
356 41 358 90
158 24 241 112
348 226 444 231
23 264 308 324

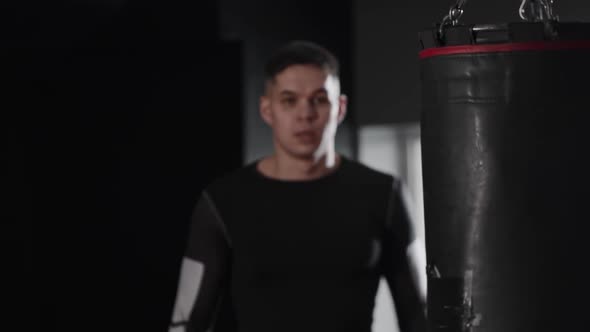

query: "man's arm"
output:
381 179 428 332
169 191 231 332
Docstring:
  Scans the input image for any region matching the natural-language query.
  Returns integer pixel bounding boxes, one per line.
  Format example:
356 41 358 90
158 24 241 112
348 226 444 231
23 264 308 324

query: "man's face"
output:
260 64 346 160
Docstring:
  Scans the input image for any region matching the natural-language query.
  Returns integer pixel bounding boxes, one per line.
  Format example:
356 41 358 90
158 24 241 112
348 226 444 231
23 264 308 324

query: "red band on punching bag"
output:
419 40 590 59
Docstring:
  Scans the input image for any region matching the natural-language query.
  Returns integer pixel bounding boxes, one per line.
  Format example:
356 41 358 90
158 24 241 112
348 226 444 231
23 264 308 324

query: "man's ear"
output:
337 94 348 124
260 95 273 126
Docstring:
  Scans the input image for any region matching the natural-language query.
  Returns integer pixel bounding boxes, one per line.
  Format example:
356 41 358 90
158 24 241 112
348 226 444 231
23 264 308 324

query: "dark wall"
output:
354 0 447 125
9 1 243 331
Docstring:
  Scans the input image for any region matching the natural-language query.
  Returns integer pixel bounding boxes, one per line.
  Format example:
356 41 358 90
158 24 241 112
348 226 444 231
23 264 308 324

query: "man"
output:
169 41 427 332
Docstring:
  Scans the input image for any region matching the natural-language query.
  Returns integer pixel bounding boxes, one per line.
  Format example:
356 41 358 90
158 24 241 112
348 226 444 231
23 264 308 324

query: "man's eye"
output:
281 98 297 106
312 96 330 106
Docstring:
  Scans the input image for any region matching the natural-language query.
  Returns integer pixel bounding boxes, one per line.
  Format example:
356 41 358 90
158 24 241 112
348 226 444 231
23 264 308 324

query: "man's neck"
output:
259 152 341 181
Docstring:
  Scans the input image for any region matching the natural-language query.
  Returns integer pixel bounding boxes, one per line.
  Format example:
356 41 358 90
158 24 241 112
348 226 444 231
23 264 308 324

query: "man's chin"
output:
277 140 325 160
296 150 330 162
287 147 321 160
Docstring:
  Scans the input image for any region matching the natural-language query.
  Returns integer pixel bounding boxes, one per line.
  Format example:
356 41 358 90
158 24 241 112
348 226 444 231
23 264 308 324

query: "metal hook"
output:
519 0 558 22
438 0 469 42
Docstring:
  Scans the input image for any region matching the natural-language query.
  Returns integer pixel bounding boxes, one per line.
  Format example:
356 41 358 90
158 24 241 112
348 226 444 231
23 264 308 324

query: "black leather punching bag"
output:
420 21 590 332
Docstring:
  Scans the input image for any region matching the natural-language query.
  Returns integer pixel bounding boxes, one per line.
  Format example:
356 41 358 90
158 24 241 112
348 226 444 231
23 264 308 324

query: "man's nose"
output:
296 101 318 121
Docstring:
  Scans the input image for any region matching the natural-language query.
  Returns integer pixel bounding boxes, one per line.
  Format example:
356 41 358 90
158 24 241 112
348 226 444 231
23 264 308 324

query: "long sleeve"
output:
169 191 231 332
381 179 428 332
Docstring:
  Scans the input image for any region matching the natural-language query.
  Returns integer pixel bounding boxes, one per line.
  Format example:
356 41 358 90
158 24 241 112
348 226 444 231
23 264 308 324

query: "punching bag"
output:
419 10 590 332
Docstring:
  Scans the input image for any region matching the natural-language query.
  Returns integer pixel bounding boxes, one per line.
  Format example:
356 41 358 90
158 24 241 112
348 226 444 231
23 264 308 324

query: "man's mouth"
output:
294 130 317 141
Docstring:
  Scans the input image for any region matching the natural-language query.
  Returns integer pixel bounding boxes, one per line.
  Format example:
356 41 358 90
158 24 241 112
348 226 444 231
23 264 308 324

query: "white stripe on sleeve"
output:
170 257 206 326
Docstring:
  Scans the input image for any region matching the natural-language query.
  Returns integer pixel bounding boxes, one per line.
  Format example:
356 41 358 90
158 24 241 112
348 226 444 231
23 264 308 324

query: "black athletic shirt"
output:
169 157 427 332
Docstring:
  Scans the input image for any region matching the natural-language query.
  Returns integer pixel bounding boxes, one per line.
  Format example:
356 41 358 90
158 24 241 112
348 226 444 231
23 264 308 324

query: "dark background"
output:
7 1 590 331
10 1 242 331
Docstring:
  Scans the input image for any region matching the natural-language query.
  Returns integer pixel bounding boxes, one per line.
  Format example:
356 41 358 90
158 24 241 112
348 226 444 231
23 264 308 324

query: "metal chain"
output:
438 0 469 41
519 0 558 22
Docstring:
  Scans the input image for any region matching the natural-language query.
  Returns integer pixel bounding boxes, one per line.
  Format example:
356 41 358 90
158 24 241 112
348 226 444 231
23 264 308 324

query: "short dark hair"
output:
264 40 340 82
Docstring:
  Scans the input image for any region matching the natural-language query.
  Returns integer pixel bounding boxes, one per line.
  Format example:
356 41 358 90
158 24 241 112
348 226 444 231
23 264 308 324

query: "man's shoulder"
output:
341 157 396 185
205 162 257 194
